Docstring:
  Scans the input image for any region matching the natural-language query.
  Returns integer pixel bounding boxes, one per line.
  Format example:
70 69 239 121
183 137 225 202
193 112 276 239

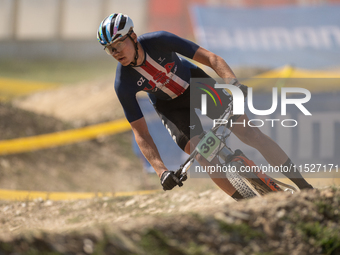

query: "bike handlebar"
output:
176 100 235 183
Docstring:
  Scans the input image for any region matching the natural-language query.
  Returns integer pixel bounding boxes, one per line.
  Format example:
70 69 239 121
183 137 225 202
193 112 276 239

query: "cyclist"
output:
97 13 313 200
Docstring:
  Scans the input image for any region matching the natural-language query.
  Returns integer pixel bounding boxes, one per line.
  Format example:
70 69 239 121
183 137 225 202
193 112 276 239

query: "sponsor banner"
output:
191 5 340 68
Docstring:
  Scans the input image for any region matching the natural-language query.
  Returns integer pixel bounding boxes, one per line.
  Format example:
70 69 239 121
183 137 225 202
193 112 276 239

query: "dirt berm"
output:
0 79 339 254
0 188 339 255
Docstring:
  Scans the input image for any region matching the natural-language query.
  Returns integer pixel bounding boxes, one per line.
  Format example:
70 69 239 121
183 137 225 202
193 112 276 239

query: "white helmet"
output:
97 13 134 46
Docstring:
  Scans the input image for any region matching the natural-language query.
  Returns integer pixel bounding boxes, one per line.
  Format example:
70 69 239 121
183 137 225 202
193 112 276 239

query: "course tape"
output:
244 65 340 93
0 77 58 102
0 118 131 155
255 65 340 78
0 189 161 201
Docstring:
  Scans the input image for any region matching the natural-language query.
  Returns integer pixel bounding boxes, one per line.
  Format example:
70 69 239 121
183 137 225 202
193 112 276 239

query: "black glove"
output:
160 171 183 191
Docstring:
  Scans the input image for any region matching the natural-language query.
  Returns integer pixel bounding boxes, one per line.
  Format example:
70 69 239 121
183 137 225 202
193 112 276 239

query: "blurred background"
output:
0 0 340 194
0 0 339 62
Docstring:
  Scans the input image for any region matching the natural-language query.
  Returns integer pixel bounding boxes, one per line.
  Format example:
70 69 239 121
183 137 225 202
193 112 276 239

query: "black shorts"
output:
152 67 236 151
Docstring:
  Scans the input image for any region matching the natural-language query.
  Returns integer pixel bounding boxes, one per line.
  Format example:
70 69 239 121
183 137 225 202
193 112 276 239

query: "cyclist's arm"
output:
192 46 240 85
153 32 238 84
130 117 168 177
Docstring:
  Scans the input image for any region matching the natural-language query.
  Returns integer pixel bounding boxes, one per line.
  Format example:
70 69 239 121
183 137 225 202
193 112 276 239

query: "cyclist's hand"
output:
237 84 248 98
160 171 183 191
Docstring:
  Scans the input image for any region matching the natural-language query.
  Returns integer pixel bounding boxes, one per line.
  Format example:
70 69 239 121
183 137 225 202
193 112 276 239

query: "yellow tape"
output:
0 118 131 155
255 65 340 78
0 189 161 201
0 77 58 101
244 65 340 92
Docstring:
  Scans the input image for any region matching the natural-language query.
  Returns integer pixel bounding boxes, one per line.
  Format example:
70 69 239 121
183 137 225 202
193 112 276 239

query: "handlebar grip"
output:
175 168 188 183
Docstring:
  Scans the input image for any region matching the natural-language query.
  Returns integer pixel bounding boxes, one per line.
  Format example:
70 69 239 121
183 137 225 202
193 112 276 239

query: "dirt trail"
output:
12 77 125 126
0 188 339 255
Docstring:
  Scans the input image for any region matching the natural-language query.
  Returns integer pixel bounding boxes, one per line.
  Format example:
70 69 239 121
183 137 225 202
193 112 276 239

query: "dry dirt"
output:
12 77 126 127
0 188 339 255
1 78 340 254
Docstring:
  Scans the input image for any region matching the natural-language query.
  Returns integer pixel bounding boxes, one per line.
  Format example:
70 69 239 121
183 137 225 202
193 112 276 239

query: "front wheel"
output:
225 161 258 199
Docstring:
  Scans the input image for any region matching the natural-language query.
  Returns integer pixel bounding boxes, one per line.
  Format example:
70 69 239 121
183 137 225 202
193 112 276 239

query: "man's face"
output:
104 34 136 66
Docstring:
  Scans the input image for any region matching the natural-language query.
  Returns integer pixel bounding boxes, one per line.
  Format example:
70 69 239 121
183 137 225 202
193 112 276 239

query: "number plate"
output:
196 131 223 162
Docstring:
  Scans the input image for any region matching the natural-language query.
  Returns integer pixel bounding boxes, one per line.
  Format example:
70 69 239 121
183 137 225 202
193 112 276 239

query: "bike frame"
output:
177 103 233 180
177 101 297 194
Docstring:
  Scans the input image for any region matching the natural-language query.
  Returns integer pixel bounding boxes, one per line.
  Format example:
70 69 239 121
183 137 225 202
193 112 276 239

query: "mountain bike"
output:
176 101 297 199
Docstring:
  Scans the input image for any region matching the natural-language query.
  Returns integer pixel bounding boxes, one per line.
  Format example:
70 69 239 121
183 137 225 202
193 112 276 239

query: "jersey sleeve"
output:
114 68 144 123
147 31 200 59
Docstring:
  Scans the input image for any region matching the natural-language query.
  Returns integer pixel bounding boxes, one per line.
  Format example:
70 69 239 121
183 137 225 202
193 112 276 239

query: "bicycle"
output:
175 101 297 199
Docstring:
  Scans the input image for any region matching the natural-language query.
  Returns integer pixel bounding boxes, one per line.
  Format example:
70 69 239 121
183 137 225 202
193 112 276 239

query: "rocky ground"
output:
0 188 339 255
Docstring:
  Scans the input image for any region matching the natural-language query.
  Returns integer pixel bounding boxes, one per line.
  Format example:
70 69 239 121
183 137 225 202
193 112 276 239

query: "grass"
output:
298 221 340 255
296 187 340 255
0 58 117 84
66 215 85 224
139 229 186 255
217 220 265 242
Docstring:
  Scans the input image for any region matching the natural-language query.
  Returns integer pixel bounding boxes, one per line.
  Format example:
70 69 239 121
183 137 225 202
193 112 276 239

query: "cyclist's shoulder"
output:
138 31 178 43
115 64 140 89
116 62 137 77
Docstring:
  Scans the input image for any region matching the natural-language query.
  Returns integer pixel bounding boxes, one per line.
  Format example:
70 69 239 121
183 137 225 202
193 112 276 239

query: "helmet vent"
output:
118 16 127 31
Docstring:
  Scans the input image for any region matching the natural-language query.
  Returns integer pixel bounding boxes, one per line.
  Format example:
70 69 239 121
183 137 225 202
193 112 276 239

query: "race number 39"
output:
197 132 222 162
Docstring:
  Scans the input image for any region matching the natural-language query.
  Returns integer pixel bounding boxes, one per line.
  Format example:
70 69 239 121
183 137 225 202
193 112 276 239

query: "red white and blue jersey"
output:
114 31 200 122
